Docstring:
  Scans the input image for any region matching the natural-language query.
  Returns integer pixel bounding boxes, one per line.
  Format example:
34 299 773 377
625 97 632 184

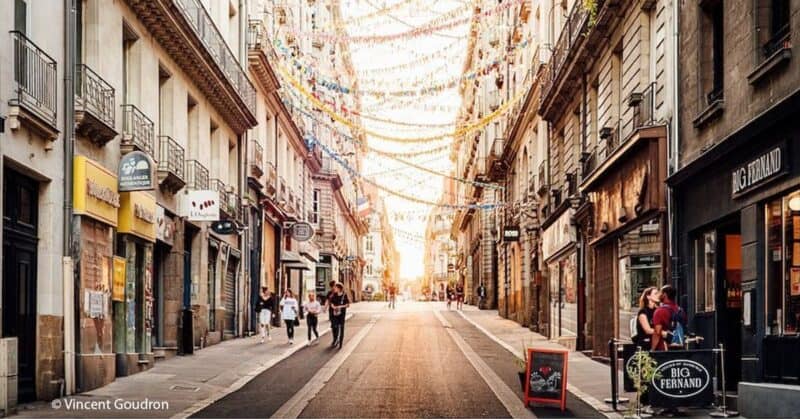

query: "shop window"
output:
695 231 717 312
619 220 663 314
765 193 800 335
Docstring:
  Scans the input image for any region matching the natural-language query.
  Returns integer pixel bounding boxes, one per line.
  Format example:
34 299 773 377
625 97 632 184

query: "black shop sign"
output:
623 349 714 408
731 143 787 198
503 226 520 242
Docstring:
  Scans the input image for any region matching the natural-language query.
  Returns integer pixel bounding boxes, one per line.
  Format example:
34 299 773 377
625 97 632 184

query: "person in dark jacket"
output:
329 283 350 349
255 287 275 343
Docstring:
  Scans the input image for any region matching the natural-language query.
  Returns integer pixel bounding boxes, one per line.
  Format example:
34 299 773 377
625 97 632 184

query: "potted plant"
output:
625 349 661 418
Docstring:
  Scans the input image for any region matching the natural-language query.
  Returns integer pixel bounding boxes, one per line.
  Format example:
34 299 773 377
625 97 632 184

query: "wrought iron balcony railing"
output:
75 64 115 129
250 140 264 179
632 82 656 131
541 1 592 107
185 159 209 190
157 135 186 192
173 0 256 115
121 104 155 156
247 19 279 62
211 178 234 216
10 30 57 132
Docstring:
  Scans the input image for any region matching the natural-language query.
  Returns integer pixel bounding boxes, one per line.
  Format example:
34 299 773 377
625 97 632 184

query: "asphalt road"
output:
196 304 602 418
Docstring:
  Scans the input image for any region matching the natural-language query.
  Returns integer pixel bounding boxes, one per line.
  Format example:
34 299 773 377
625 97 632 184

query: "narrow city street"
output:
193 302 600 418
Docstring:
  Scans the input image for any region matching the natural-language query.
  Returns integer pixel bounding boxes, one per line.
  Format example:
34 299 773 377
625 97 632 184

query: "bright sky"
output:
340 0 470 279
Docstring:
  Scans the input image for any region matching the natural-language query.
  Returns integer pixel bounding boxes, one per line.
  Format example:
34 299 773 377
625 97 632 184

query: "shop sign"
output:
625 350 714 408
542 209 575 260
292 221 315 242
731 144 787 198
112 256 126 302
118 191 156 242
119 151 155 191
155 206 175 246
181 190 220 221
503 226 520 242
73 156 120 226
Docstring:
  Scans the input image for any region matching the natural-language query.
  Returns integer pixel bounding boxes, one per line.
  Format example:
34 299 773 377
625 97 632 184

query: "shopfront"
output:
672 109 800 413
115 190 156 376
73 156 119 392
542 208 578 347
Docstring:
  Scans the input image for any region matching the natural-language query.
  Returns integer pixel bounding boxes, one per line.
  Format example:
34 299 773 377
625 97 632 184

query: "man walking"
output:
477 283 486 309
325 280 338 344
455 282 464 310
329 283 350 349
651 285 687 351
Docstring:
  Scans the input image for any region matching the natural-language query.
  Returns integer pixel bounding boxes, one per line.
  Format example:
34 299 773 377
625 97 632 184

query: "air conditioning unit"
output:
0 337 18 416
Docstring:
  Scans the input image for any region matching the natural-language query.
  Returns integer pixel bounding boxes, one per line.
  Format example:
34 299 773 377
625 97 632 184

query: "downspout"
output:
238 0 247 338
63 0 77 396
668 0 680 286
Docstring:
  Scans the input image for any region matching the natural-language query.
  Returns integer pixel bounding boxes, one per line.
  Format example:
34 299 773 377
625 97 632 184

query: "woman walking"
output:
303 292 322 346
329 283 350 349
280 289 299 344
255 287 274 343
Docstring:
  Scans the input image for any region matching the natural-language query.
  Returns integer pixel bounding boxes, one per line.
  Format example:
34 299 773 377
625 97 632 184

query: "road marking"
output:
455 310 621 419
434 310 535 419
172 314 353 419
271 315 379 419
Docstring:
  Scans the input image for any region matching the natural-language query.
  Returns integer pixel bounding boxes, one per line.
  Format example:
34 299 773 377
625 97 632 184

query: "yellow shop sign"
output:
118 191 157 242
74 156 119 226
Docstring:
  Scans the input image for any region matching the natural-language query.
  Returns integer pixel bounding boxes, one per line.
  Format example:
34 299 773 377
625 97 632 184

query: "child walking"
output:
303 292 322 346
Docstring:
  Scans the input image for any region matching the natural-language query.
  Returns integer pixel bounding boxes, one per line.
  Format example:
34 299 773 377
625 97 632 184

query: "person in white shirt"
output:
280 289 299 344
303 292 322 345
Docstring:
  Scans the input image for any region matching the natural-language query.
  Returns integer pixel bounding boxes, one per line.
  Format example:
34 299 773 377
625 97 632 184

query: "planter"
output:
518 371 526 392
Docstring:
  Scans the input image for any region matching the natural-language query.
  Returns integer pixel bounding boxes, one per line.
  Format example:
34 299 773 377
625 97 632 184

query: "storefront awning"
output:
281 251 310 270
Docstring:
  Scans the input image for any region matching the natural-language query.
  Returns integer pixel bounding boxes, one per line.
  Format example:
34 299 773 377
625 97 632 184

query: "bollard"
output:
609 339 619 411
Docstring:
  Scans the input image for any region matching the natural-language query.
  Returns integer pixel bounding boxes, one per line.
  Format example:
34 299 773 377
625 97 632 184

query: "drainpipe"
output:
668 0 680 286
63 0 77 396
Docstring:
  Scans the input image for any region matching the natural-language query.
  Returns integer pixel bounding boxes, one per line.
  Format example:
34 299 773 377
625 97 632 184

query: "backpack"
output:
665 305 687 346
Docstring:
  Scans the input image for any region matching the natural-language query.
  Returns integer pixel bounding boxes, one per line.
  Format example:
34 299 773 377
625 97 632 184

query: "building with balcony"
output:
0 1 67 403
361 185 397 300
669 1 800 414
64 0 255 393
425 185 457 302
537 0 676 354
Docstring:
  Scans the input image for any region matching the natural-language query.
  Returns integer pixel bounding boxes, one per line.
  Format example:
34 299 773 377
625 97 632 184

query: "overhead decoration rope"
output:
308 136 502 209
354 38 463 75
285 0 523 43
276 64 529 143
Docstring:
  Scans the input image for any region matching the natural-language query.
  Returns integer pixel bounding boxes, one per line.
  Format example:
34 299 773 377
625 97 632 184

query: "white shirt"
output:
303 301 322 315
280 297 298 320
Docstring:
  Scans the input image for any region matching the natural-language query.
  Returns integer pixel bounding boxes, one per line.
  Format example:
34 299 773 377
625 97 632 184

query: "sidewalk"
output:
456 305 633 418
15 314 345 418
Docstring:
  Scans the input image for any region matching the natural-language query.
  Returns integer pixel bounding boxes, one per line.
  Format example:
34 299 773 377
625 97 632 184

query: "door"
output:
223 258 237 337
152 244 167 347
207 247 217 331
718 231 743 390
594 242 616 357
3 167 38 402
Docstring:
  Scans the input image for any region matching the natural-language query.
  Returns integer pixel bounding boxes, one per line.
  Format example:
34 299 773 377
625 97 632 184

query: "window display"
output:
695 231 716 313
765 192 800 335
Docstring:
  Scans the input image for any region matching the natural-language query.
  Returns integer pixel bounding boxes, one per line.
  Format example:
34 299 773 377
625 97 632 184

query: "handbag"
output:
293 317 300 327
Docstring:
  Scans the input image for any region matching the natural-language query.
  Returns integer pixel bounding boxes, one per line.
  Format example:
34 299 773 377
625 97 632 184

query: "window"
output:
312 189 320 224
365 235 374 253
765 192 800 335
365 265 372 276
757 0 791 58
700 0 724 104
695 231 716 312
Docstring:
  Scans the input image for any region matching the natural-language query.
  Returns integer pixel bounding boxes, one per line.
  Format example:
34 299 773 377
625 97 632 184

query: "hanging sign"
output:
524 348 569 411
503 226 520 242
646 350 714 408
211 220 238 235
292 221 316 242
181 190 220 221
731 143 787 198
156 206 176 246
119 151 155 191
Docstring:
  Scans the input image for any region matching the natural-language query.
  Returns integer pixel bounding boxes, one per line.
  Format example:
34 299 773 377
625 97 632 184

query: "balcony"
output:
488 137 508 180
630 82 656 131
157 135 186 193
247 19 280 93
185 159 209 190
124 0 256 133
265 162 277 197
249 140 264 180
211 179 234 218
75 64 117 144
7 31 58 141
121 104 155 157
540 0 621 121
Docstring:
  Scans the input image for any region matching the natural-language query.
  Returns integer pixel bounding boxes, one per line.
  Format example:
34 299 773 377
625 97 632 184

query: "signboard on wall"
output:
119 151 155 191
112 257 126 302
156 206 176 246
180 190 220 221
731 143 787 198
542 209 575 260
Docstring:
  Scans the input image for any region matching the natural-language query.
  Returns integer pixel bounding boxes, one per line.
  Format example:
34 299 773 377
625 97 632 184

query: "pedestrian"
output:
632 287 662 349
651 285 687 351
389 283 397 309
303 292 322 346
477 283 486 309
446 285 453 310
456 282 464 310
325 280 338 341
329 283 350 349
280 289 299 345
255 286 274 343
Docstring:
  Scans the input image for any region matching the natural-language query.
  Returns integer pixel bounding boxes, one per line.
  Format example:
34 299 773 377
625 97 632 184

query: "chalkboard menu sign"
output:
524 348 568 411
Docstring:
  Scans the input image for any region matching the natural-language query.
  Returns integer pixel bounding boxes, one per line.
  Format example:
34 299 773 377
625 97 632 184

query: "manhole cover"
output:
170 385 199 392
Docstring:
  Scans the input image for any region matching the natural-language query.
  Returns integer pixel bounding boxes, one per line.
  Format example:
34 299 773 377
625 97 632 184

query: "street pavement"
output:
15 301 613 418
